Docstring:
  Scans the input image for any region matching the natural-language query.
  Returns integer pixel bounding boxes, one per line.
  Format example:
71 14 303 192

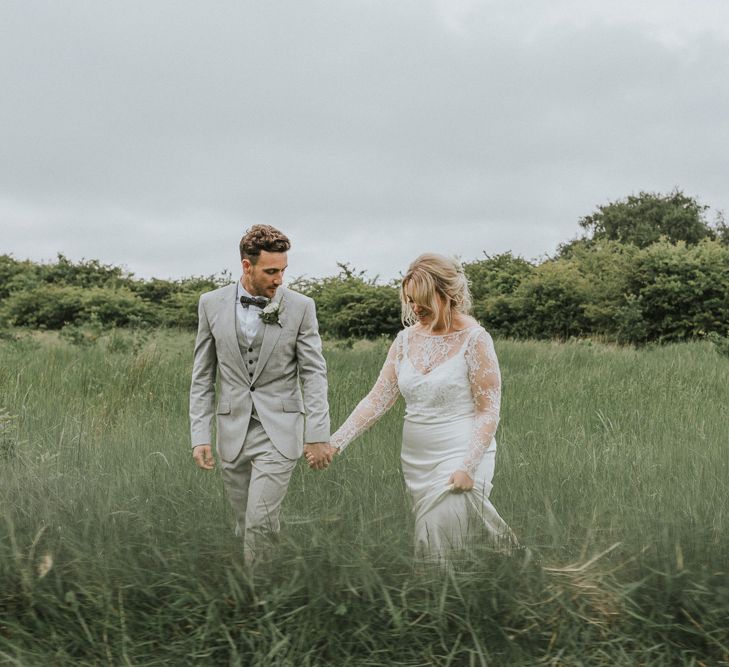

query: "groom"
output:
189 224 334 563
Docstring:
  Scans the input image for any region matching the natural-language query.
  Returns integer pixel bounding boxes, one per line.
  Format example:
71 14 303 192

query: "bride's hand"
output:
448 470 474 493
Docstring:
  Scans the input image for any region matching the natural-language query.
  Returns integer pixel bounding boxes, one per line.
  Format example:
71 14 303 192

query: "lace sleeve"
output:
461 328 501 476
330 333 402 451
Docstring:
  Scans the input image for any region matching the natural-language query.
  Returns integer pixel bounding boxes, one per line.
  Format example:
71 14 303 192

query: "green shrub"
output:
3 197 728 346
1 285 157 329
0 255 32 300
509 260 591 339
566 241 646 343
464 253 534 336
628 240 729 341
291 265 401 339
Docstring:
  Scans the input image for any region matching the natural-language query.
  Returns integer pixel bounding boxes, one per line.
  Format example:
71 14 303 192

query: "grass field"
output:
1 329 728 665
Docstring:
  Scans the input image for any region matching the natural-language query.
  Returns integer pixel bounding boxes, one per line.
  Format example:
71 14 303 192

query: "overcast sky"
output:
2 0 728 283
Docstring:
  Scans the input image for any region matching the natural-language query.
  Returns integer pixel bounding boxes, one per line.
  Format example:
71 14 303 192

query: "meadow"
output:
1 329 728 665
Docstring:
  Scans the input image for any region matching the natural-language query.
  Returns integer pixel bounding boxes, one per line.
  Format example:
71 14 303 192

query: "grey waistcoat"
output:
235 314 265 420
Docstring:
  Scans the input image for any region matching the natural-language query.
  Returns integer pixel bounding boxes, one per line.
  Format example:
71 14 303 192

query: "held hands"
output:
447 470 474 493
304 442 338 470
193 442 337 471
193 444 215 470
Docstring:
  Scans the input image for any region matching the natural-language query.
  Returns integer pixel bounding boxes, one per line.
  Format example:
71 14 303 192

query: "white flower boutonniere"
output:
259 301 282 326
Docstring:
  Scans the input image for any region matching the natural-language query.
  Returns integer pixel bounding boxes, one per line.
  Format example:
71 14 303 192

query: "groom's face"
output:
242 250 288 298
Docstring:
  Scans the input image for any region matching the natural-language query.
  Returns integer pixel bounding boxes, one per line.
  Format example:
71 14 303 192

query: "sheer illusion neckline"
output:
410 324 480 338
403 325 479 376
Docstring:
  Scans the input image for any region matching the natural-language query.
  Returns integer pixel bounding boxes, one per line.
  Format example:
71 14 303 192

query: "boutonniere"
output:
259 300 282 326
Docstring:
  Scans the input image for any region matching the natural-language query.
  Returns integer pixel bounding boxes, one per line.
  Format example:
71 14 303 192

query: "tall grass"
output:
1 331 728 665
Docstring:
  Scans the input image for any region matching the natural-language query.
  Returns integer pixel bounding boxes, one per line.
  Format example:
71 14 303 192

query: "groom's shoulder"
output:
281 286 314 308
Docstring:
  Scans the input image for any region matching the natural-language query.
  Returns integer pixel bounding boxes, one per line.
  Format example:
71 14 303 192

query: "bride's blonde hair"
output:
401 253 472 331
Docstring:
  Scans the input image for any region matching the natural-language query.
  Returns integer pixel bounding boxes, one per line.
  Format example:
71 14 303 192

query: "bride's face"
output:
405 287 445 328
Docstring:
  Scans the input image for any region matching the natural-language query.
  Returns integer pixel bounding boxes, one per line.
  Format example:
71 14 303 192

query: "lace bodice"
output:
330 324 502 476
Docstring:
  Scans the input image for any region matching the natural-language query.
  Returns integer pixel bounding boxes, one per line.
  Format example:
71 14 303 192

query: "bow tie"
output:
240 295 269 309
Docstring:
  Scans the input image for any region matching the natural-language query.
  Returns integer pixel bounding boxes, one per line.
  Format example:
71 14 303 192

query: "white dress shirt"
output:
236 280 265 344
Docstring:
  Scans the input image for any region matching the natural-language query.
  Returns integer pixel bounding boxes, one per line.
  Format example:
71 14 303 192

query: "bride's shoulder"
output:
459 317 483 334
391 327 409 346
386 328 410 360
463 321 495 346
398 324 421 338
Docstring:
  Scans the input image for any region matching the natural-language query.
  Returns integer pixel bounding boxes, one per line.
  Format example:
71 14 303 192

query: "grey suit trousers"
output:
220 419 296 563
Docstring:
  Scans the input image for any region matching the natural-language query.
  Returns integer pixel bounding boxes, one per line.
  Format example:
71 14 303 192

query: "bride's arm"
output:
330 334 402 452
460 328 501 477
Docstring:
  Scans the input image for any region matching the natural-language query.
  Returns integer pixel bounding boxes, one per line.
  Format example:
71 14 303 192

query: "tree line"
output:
2 190 728 345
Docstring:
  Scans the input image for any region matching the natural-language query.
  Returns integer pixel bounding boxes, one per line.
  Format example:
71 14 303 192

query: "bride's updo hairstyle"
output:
401 253 473 331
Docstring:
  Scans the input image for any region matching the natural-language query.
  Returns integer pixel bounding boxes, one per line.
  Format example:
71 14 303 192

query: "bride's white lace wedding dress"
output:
330 324 516 561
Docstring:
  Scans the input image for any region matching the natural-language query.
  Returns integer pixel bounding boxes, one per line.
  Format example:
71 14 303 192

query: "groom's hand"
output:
304 442 336 470
193 444 215 470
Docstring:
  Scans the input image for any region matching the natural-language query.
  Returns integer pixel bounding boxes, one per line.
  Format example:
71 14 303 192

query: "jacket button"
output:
249 359 254 364
248 347 253 352
249 373 253 378
250 386 255 392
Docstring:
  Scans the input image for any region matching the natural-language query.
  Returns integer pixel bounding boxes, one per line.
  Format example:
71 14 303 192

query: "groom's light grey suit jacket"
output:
189 283 330 462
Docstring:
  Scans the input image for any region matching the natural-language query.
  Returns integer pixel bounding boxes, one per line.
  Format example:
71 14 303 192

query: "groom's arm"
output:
295 298 331 445
189 295 217 454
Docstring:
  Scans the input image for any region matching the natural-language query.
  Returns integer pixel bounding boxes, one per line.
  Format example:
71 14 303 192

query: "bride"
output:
326 253 517 562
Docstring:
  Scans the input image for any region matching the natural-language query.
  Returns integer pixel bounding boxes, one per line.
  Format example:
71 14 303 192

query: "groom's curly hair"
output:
239 225 291 263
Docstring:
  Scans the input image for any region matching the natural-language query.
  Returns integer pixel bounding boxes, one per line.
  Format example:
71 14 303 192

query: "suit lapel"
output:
251 288 285 384
218 283 249 380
